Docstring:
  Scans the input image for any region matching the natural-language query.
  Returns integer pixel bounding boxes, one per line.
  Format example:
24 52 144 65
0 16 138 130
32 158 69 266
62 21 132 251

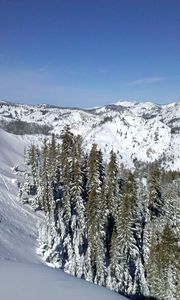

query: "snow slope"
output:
0 129 42 263
0 128 127 299
0 261 127 300
0 100 180 170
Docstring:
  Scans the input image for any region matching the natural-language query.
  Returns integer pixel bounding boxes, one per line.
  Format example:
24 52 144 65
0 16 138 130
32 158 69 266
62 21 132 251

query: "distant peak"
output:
164 102 180 108
0 100 8 104
112 100 138 107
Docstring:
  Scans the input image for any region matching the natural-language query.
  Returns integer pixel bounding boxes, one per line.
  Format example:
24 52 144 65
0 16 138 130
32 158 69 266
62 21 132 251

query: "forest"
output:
18 126 180 300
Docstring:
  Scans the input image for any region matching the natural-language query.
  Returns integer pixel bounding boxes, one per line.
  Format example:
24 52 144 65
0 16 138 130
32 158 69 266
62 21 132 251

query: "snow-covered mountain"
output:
0 100 179 299
0 128 127 300
0 99 180 170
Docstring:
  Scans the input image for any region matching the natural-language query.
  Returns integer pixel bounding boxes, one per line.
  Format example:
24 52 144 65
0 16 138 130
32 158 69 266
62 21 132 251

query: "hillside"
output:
0 100 180 170
0 129 41 262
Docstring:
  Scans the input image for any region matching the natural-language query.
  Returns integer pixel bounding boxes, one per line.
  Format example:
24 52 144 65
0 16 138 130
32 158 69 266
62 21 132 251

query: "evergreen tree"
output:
109 172 144 296
147 223 180 300
28 144 39 189
106 150 119 218
105 150 120 283
60 125 74 226
48 133 58 179
39 138 52 215
65 134 86 277
147 163 164 220
86 144 106 284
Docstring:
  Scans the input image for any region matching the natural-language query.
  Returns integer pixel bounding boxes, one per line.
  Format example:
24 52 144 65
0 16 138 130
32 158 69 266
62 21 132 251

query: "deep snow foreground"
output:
0 261 127 300
0 128 127 299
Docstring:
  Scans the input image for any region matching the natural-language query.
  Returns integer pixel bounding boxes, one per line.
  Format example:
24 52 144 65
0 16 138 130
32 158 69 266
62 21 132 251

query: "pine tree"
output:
28 144 41 209
60 125 74 226
109 172 143 296
106 150 119 218
105 150 120 287
28 144 38 189
18 170 31 204
86 144 106 284
48 133 59 181
147 223 180 300
147 163 164 220
39 138 52 215
94 180 107 286
65 134 86 277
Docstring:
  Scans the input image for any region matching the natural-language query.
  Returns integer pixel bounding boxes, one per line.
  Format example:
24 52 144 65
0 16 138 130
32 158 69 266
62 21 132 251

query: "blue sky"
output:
0 0 179 107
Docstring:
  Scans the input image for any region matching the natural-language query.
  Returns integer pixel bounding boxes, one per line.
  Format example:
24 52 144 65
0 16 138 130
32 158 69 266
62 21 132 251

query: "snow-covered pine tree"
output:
48 133 57 179
94 152 107 286
60 125 74 226
28 144 38 190
109 171 143 297
28 144 41 210
39 138 52 215
18 143 39 207
133 174 149 297
106 150 120 289
147 163 164 221
86 144 106 284
147 223 180 300
163 175 180 237
142 163 165 281
64 134 86 277
18 170 31 204
54 125 75 269
106 150 119 218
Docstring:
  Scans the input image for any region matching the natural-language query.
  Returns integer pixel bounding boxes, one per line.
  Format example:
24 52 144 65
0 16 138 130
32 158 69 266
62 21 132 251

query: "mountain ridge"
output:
0 100 180 170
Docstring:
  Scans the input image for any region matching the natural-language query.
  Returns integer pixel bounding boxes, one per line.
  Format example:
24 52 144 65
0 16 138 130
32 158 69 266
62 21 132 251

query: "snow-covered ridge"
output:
0 100 180 170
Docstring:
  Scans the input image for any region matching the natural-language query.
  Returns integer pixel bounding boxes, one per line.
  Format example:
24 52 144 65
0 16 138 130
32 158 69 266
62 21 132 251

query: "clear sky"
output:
0 0 179 107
